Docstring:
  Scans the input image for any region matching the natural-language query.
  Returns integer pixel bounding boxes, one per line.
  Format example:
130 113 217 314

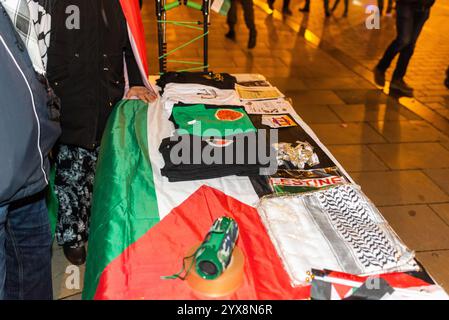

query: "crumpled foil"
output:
273 141 320 169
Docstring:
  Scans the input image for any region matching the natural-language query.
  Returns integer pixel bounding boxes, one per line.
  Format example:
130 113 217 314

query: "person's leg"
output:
376 2 413 73
392 6 430 81
378 0 384 15
55 145 97 264
241 0 257 48
300 0 310 12
282 0 292 14
0 206 7 300
268 0 275 10
331 0 340 12
343 0 349 16
4 195 52 300
227 0 238 30
324 0 331 16
226 0 238 39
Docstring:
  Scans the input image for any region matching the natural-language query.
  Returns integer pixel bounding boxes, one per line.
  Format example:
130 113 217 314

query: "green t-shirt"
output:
172 104 256 137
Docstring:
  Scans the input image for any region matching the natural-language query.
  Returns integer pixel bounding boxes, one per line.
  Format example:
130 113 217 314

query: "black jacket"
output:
0 7 60 205
47 0 144 150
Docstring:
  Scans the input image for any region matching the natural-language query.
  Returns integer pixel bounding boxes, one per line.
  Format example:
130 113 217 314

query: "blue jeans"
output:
0 195 53 300
377 1 430 80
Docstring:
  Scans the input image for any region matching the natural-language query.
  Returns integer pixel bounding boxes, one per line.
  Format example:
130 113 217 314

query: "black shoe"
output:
325 11 331 17
373 66 386 88
390 78 414 97
63 245 86 266
343 11 348 17
248 29 257 49
268 0 274 10
445 78 449 90
282 8 292 15
299 6 310 13
386 6 392 14
225 29 236 40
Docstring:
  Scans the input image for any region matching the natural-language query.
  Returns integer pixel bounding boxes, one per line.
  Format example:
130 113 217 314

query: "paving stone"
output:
369 120 449 143
310 123 386 144
416 251 449 289
369 143 449 170
350 171 449 206
330 104 410 122
379 205 449 251
327 145 389 172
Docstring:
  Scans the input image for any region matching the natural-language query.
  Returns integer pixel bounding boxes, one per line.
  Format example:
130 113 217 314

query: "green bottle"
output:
195 217 239 280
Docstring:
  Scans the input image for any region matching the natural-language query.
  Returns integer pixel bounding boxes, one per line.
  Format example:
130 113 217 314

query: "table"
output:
82 74 439 300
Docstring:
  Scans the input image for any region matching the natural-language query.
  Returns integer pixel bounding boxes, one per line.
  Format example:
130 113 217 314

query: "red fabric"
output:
94 186 311 300
327 270 432 289
119 0 149 74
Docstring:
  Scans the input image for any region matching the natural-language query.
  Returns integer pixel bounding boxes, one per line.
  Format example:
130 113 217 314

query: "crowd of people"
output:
0 0 446 300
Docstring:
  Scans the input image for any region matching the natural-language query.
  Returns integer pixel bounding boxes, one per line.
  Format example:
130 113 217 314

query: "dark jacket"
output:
47 0 144 150
0 7 60 206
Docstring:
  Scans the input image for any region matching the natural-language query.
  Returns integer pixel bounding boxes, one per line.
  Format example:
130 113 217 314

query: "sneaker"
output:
390 78 414 97
268 0 274 10
373 66 386 88
248 29 257 49
225 29 236 40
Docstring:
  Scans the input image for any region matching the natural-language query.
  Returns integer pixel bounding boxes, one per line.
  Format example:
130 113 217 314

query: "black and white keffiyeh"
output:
1 0 51 74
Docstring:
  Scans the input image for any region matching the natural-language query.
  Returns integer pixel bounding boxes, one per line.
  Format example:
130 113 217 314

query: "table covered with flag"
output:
82 94 334 300
80 79 446 300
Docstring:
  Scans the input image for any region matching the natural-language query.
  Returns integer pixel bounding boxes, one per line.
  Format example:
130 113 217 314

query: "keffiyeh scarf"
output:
1 0 51 74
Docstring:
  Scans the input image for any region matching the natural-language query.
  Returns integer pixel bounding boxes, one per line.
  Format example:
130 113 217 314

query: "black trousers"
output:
269 0 291 10
227 0 256 31
377 1 430 80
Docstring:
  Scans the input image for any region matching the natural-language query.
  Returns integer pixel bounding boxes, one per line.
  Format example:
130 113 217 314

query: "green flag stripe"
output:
82 100 160 299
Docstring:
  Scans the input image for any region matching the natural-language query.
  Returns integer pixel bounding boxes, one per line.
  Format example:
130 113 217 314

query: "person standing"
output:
373 0 435 97
299 0 331 17
268 0 292 15
225 0 257 49
0 1 60 299
47 0 156 265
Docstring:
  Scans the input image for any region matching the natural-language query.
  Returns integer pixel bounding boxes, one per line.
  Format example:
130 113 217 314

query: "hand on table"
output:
126 86 157 103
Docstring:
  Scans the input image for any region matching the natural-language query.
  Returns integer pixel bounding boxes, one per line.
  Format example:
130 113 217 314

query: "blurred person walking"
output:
373 0 435 97
268 0 292 15
299 0 331 17
226 0 257 49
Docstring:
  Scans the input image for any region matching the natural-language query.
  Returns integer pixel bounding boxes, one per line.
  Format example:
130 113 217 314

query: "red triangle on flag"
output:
333 283 354 299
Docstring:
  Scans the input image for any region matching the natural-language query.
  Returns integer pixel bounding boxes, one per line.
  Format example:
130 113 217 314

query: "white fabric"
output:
257 185 418 286
1 0 50 74
161 83 242 109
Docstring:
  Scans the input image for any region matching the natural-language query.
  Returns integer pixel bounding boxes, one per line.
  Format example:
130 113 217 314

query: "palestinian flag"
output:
211 0 232 16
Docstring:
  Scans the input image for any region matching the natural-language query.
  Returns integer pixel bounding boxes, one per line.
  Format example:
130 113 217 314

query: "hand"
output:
126 86 157 103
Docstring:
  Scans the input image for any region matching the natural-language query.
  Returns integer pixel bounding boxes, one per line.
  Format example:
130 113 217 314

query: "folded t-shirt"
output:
157 72 237 90
171 104 256 137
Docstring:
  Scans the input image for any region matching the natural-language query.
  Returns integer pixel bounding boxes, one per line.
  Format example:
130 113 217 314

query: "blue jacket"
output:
0 5 60 206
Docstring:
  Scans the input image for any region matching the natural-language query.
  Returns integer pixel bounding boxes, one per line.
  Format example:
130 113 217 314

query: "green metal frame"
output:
156 0 211 74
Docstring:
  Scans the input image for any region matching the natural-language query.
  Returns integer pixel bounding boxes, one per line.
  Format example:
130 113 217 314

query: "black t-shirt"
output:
157 72 237 91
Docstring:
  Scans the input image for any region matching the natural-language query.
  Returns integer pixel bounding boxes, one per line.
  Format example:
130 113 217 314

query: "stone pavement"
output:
52 0 449 299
